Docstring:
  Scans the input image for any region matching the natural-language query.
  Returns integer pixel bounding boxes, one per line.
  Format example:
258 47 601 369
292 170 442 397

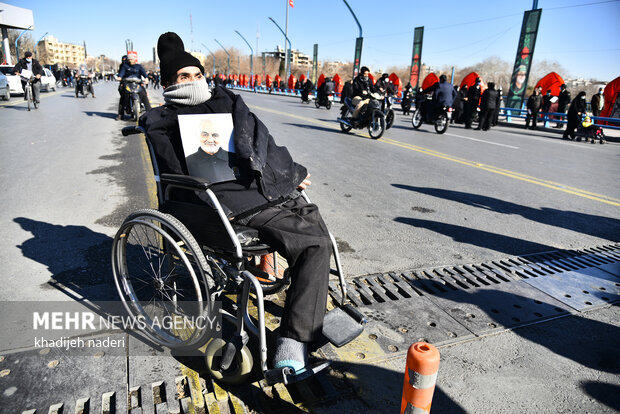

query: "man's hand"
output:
297 174 311 191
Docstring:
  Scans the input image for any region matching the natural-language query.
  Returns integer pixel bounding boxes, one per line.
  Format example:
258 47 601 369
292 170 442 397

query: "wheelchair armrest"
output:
160 173 212 191
122 126 145 136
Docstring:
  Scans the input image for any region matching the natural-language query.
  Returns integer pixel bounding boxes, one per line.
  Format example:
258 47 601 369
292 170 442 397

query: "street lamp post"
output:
34 32 48 60
214 39 230 77
15 25 33 61
235 30 254 88
201 43 216 76
268 17 291 80
342 0 363 79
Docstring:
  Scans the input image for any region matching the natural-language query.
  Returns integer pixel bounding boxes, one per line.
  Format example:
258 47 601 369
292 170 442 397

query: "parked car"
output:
40 68 57 92
0 70 10 101
0 65 57 95
0 65 22 96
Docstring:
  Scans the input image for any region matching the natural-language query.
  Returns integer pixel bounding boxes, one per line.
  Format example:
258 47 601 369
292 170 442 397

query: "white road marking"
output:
444 132 520 149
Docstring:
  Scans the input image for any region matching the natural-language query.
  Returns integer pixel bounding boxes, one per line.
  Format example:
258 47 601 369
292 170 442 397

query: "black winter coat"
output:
352 74 375 98
480 88 500 111
567 94 587 120
466 84 481 106
527 93 542 111
14 58 44 77
558 89 571 112
139 86 307 212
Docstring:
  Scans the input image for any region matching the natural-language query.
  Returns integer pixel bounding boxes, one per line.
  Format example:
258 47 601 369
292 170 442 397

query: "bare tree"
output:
2 29 35 62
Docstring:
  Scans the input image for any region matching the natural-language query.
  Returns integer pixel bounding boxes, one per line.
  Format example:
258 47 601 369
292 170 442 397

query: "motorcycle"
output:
411 99 452 134
337 92 386 139
381 95 395 129
75 74 92 98
315 89 333 109
122 77 145 121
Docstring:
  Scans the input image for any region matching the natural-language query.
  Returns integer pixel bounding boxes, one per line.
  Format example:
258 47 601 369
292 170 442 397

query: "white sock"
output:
273 336 308 373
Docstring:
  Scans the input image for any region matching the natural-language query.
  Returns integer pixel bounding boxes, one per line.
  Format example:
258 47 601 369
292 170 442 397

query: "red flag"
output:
289 0 294 7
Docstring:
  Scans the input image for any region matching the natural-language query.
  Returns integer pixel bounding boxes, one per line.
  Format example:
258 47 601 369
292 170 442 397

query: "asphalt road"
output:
0 82 618 413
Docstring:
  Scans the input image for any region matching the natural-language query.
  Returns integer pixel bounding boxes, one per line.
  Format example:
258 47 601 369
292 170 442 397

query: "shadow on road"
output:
394 217 554 256
13 217 117 301
392 185 620 242
83 111 118 119
580 380 620 410
282 122 337 134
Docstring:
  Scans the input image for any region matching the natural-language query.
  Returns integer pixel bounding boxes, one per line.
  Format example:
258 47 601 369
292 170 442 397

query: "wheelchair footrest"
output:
264 361 331 386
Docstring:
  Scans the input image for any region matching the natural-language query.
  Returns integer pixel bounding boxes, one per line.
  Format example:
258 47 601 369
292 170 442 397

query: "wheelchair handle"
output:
122 126 145 136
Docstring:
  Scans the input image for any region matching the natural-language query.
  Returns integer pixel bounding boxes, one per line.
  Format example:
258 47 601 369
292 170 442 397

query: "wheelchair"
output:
112 125 354 386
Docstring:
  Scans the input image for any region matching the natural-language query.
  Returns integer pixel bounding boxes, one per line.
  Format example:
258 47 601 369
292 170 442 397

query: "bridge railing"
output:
502 108 620 130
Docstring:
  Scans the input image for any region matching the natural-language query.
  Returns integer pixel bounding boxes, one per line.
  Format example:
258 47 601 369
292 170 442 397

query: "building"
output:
264 46 312 69
36 35 86 67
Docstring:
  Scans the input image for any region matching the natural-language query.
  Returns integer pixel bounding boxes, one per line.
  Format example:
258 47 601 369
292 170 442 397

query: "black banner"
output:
352 37 363 79
312 44 318 85
506 9 542 109
409 27 424 90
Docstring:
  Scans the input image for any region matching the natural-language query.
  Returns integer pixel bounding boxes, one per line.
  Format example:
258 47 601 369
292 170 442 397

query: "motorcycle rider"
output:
431 74 456 121
76 62 96 97
116 54 151 120
300 78 313 103
375 73 396 112
351 66 376 121
401 82 414 115
317 77 334 106
13 51 43 104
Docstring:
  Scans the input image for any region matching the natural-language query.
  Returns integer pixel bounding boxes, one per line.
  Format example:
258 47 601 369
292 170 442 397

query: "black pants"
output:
478 108 494 130
525 109 539 129
464 103 477 128
564 115 579 139
247 197 331 343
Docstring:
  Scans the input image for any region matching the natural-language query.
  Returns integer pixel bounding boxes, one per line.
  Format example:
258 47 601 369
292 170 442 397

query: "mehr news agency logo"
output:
32 310 220 350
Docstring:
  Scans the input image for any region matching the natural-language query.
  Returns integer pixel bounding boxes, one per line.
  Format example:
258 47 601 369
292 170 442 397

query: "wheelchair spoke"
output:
112 210 211 348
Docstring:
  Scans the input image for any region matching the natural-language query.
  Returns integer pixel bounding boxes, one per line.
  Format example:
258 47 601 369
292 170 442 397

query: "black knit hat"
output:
157 32 204 86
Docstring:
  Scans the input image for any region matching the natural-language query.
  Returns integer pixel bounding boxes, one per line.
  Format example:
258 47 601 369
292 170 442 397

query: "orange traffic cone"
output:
400 342 440 414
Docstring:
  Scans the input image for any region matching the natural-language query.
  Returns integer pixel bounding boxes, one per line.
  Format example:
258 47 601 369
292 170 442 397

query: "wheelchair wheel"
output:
205 338 253 385
112 209 214 348
315 99 320 109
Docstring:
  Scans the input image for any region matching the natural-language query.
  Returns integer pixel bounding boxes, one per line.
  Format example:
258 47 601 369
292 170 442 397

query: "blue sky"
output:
5 0 620 81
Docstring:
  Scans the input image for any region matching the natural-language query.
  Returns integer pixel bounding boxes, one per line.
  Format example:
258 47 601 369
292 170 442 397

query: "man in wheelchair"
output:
140 32 332 378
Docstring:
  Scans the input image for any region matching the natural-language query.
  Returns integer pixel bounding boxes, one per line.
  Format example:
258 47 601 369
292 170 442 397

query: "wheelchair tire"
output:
315 99 320 108
326 100 331 110
205 338 253 385
112 208 215 348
